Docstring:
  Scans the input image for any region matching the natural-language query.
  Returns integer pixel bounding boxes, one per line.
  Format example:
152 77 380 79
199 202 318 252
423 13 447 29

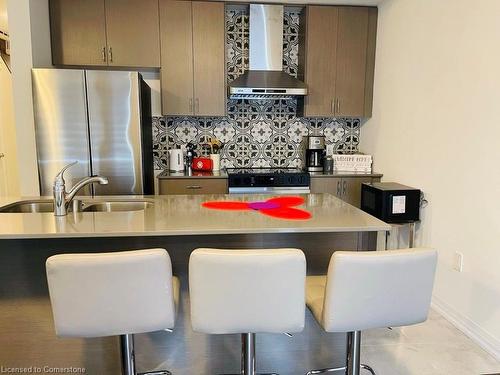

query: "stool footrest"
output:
138 371 172 375
360 364 376 375
305 364 377 375
305 366 346 375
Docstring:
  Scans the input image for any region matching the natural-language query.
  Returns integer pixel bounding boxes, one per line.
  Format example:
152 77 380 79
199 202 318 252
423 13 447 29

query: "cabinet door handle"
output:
336 98 340 114
189 98 193 113
331 98 335 114
186 185 202 190
343 180 347 196
101 47 107 62
108 47 113 63
195 98 199 114
336 180 341 196
0 153 5 158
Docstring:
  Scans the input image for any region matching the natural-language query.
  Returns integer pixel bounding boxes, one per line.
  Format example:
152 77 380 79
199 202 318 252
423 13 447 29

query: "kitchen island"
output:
0 193 389 374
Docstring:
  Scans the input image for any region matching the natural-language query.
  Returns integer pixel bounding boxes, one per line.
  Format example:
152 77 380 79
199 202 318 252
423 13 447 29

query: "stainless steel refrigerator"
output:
32 69 153 196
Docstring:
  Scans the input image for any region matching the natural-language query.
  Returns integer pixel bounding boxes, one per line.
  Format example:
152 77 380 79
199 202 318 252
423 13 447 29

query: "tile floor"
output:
361 310 500 375
143 307 500 375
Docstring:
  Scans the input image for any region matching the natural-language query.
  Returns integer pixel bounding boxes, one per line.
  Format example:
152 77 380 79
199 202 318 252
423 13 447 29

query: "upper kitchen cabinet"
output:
50 0 107 66
104 0 160 67
160 0 226 117
299 6 377 118
192 2 226 116
50 0 160 68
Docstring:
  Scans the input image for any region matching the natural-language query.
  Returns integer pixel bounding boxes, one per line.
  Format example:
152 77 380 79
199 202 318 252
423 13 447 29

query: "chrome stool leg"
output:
121 334 136 375
223 333 278 375
305 331 376 375
121 334 173 375
347 331 377 375
242 333 256 375
346 331 361 375
241 333 278 375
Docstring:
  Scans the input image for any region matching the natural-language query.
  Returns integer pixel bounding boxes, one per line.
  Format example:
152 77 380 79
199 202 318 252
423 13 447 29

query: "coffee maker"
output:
303 135 325 172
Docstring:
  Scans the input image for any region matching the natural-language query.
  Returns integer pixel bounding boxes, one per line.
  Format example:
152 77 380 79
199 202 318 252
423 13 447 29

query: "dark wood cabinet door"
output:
192 1 226 116
105 0 160 68
363 8 378 118
341 177 373 207
335 7 370 117
50 0 107 66
300 6 377 118
301 6 339 117
160 0 194 116
310 177 343 197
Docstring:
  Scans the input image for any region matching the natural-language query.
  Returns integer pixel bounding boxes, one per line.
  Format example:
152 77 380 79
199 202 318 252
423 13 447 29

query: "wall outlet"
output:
326 144 335 156
453 252 463 272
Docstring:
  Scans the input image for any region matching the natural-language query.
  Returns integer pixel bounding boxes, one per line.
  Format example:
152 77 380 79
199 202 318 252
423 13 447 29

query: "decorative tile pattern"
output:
152 9 361 170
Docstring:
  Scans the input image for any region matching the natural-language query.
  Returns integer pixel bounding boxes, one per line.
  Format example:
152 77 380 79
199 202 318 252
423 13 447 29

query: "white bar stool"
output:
46 248 180 375
305 248 437 375
189 248 306 375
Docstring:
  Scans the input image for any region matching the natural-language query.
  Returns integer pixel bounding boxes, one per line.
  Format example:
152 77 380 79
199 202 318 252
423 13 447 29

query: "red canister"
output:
192 157 213 171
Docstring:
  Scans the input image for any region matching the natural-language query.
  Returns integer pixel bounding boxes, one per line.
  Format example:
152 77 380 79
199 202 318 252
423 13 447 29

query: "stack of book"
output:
332 154 373 172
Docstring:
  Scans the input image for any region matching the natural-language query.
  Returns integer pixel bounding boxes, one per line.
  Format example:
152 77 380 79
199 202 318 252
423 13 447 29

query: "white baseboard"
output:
432 295 500 362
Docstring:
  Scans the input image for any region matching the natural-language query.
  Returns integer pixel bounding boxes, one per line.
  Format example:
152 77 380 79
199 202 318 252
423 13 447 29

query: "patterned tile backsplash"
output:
152 8 361 170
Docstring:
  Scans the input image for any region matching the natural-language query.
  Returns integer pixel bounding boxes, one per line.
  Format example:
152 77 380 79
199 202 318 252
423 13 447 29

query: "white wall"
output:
0 55 20 196
361 0 500 359
7 0 51 196
0 0 8 33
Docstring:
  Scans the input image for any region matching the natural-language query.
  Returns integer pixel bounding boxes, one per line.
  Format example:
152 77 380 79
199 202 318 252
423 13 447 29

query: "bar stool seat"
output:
46 248 179 375
189 248 306 375
304 276 328 325
305 248 437 375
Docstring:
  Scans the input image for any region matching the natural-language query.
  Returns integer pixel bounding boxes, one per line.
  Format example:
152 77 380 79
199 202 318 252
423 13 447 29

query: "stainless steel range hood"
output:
228 4 307 100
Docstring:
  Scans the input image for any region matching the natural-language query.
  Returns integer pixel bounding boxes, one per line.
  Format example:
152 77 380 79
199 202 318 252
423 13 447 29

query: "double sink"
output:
0 198 154 214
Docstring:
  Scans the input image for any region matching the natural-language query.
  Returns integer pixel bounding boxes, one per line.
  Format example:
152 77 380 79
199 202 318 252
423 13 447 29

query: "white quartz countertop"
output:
0 194 390 239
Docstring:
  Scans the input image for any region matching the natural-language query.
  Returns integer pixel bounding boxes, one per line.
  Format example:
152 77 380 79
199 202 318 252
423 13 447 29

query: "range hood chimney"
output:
228 4 307 100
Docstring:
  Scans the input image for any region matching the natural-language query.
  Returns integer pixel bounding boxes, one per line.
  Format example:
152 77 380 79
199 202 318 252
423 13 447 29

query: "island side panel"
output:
0 231 374 373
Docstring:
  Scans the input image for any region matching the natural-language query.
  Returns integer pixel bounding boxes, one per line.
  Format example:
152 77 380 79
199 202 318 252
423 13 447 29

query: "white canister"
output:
210 154 220 171
168 149 184 171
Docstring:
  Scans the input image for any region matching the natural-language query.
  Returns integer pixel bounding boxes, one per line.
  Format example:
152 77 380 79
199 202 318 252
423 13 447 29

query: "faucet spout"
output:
66 176 109 203
53 162 109 216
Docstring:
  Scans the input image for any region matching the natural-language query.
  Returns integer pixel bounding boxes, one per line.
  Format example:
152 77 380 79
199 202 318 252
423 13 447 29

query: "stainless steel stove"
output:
226 168 310 194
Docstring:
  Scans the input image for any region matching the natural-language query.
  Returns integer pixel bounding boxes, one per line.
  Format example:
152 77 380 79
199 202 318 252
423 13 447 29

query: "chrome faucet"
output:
53 161 108 216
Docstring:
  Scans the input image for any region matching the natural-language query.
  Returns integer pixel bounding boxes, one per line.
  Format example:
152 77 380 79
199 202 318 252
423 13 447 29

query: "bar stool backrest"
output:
189 248 306 334
322 248 437 332
46 248 176 338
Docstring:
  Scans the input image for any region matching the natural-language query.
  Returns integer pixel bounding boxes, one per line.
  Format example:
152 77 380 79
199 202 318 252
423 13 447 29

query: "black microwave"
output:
361 182 421 223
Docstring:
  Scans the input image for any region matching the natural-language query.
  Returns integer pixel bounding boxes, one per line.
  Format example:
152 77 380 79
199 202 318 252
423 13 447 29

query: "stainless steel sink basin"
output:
0 198 154 213
0 200 55 213
80 200 154 212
